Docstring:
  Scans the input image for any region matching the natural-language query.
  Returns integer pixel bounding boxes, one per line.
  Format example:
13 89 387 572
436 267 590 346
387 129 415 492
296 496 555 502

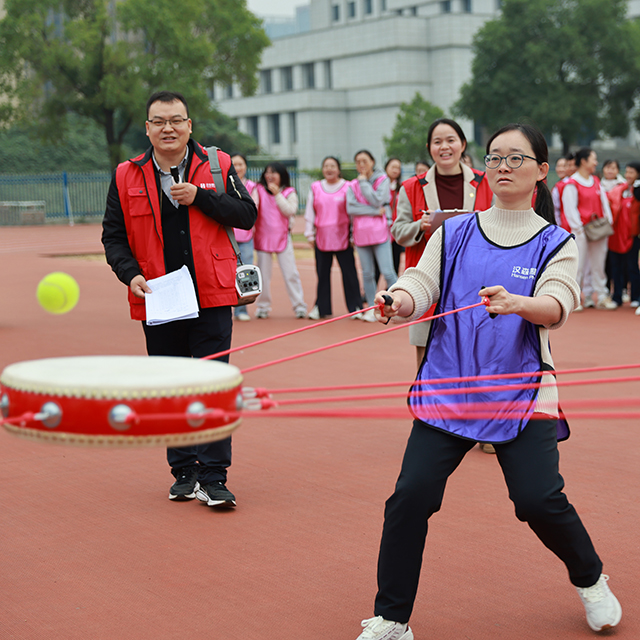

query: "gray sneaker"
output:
575 574 622 632
196 481 237 508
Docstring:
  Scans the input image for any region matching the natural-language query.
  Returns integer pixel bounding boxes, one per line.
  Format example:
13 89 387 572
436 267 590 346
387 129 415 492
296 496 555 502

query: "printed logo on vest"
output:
511 266 537 279
199 183 216 189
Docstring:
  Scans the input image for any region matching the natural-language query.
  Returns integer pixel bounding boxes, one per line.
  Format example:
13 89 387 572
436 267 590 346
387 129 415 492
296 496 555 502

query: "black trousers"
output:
314 246 362 316
608 237 640 305
142 306 233 484
374 418 603 623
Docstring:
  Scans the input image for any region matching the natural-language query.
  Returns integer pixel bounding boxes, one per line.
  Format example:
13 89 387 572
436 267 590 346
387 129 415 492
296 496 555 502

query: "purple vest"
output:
409 214 571 443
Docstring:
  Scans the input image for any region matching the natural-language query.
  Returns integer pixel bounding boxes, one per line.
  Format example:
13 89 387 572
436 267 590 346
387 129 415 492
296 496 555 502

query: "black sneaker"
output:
168 467 199 501
195 481 236 508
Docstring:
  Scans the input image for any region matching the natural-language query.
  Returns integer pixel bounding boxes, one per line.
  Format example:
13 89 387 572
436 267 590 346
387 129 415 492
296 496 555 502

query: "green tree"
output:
455 0 640 154
384 93 445 163
0 0 269 169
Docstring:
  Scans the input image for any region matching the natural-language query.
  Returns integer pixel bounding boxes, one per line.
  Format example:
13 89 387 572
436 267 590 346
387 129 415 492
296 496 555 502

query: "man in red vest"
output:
102 91 257 508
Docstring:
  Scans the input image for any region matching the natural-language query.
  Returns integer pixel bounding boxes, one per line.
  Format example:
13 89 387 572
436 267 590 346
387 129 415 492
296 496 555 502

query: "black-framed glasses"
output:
484 153 538 170
146 117 190 128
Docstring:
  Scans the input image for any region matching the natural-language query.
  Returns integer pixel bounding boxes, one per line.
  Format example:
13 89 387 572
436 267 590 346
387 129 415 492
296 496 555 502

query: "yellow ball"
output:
37 272 80 315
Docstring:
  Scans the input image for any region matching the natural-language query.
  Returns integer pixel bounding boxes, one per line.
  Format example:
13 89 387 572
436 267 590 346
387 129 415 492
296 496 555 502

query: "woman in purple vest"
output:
353 123 621 640
304 156 363 320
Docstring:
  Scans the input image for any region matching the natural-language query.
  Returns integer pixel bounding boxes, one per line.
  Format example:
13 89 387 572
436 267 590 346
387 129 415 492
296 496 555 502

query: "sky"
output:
247 0 303 17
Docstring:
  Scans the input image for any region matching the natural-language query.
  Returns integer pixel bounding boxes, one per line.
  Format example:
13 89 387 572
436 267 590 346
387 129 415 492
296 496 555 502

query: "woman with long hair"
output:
346 150 398 322
304 156 362 319
353 123 620 640
391 118 493 369
252 162 307 319
385 157 405 276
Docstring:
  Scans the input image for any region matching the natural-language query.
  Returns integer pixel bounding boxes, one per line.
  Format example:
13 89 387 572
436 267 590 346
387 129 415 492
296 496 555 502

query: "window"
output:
225 84 233 99
290 113 297 144
261 69 272 94
347 1 356 18
302 62 315 89
441 0 451 12
410 6 417 15
281 66 293 92
364 0 372 14
269 114 281 144
332 4 340 20
463 0 472 12
324 60 333 89
248 116 259 143
381 0 387 10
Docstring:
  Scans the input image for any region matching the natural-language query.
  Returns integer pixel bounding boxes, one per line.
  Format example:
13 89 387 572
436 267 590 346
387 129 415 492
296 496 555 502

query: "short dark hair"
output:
626 161 640 174
602 159 619 171
231 153 248 165
259 162 291 190
574 147 593 168
146 91 189 118
426 118 467 159
321 156 342 177
354 149 375 164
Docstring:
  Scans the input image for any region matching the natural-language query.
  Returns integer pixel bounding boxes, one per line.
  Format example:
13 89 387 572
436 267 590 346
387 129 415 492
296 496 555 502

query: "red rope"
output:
240 301 487 374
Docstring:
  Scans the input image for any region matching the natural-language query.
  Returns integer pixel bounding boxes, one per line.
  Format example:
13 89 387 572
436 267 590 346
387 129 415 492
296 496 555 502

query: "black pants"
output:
608 237 640 305
374 418 603 623
314 246 362 316
142 306 233 484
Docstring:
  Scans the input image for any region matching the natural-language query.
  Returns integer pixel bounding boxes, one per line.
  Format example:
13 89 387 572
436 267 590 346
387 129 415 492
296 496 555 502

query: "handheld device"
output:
236 264 262 305
170 166 180 183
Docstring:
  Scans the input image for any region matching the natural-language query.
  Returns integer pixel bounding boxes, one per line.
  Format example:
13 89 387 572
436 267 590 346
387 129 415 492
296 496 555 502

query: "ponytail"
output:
534 180 555 225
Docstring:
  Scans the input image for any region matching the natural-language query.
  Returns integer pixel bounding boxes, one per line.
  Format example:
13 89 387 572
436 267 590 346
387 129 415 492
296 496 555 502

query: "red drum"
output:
0 356 243 447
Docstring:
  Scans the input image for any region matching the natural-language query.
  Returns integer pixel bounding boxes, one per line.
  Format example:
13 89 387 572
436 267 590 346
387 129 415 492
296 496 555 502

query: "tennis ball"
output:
36 272 80 314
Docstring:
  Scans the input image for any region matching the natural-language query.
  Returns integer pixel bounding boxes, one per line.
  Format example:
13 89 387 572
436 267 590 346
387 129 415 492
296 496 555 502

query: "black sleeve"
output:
101 171 143 286
192 162 258 230
633 181 640 202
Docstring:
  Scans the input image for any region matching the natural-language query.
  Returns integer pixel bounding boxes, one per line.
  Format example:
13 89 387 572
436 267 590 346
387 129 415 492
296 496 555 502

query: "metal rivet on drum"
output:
236 393 244 412
1 393 9 418
186 401 206 428
108 404 134 431
36 402 63 429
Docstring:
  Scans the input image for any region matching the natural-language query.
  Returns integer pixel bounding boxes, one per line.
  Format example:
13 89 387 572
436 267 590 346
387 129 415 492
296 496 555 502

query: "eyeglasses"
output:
484 154 538 170
146 117 189 128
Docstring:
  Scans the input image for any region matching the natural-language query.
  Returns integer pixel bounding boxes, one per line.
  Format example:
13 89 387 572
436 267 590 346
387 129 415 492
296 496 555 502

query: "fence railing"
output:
0 169 310 225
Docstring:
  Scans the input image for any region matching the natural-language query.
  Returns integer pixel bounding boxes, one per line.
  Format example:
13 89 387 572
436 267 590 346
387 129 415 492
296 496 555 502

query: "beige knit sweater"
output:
389 207 581 417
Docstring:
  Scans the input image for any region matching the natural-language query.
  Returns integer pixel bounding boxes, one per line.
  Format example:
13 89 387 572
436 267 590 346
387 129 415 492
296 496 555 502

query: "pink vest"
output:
254 184 296 253
349 176 390 246
234 179 256 243
311 180 351 252
566 176 604 225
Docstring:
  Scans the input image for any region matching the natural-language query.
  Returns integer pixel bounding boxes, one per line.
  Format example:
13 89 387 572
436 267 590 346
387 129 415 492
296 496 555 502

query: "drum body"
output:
0 356 243 447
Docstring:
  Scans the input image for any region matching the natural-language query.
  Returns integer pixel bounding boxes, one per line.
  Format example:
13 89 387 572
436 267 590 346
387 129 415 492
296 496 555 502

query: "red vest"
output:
564 176 604 226
554 178 571 231
402 169 492 269
116 144 236 320
607 183 638 253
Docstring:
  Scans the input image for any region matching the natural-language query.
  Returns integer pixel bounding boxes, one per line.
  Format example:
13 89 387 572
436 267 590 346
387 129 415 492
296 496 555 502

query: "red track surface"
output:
1 223 638 639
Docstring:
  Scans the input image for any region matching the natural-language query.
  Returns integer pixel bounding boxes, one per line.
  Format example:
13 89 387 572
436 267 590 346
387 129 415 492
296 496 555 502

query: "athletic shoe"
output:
355 616 413 640
169 467 199 501
361 309 377 323
479 443 496 454
308 306 320 320
583 298 595 308
295 309 307 319
630 300 640 308
575 574 622 632
235 312 251 322
196 481 236 508
636 306 640 316
596 297 618 310
622 290 631 303
351 310 364 320
255 309 269 319
574 304 583 312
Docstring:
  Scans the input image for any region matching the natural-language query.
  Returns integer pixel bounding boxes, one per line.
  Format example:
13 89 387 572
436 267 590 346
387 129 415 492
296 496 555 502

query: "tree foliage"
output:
384 93 445 163
0 0 269 169
455 0 640 152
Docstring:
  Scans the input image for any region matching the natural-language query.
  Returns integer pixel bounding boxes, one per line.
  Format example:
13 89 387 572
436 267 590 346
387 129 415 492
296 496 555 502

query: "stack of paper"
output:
145 265 199 326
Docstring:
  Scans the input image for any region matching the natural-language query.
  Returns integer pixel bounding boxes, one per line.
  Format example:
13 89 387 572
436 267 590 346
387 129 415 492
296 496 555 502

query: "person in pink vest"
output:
252 162 307 319
346 149 398 322
304 156 363 320
562 147 616 310
231 153 258 322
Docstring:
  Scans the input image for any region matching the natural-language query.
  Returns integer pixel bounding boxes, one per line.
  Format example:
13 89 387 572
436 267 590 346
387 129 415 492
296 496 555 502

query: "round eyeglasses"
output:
484 154 538 170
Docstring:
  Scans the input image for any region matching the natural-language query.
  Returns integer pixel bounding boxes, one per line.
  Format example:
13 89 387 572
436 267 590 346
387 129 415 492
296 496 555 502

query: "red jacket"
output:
114 144 237 320
607 183 640 253
402 168 493 269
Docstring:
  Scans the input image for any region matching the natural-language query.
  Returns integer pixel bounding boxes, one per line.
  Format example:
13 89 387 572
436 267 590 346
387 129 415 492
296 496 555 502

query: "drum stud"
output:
1 393 9 418
186 401 206 428
35 402 63 428
108 404 134 431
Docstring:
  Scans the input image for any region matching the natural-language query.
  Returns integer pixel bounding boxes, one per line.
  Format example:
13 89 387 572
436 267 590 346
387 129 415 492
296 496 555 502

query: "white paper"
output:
145 265 200 326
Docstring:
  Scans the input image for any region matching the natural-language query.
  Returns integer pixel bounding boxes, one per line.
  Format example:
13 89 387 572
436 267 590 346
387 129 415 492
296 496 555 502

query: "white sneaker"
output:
355 616 413 640
622 290 631 303
631 300 640 308
636 305 640 316
596 297 618 310
351 310 364 320
583 298 595 309
361 309 377 323
575 574 622 632
574 304 583 312
255 309 269 319
235 312 251 322
295 308 307 319
308 306 320 320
